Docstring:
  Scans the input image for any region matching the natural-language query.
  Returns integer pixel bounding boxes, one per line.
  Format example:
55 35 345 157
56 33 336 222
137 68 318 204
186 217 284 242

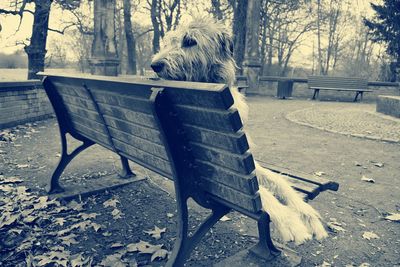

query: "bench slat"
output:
98 104 157 129
113 139 173 177
109 127 169 160
57 91 98 111
91 90 154 115
190 142 255 175
175 105 243 133
183 124 249 154
70 120 113 149
198 177 262 213
104 117 163 145
309 87 372 92
195 160 259 195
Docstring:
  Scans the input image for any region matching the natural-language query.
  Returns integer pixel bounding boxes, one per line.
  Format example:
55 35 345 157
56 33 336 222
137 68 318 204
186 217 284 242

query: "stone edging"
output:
285 108 400 144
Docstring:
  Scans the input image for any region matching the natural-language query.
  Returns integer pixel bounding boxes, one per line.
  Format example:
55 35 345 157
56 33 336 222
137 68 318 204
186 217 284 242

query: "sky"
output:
0 0 380 64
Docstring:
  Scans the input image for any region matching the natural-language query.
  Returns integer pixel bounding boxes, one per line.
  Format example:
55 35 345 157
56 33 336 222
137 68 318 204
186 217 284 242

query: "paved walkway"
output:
1 97 399 266
286 103 400 143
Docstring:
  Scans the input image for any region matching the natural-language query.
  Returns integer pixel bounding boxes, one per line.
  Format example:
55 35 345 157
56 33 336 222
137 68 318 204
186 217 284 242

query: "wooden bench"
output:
39 72 339 266
308 75 371 102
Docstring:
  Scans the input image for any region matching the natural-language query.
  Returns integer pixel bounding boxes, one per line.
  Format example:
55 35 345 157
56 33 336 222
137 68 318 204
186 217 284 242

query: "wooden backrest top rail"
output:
39 72 261 214
308 76 368 89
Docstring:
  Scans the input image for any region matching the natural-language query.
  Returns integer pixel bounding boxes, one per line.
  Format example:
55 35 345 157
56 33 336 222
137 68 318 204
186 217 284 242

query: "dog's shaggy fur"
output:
151 17 328 244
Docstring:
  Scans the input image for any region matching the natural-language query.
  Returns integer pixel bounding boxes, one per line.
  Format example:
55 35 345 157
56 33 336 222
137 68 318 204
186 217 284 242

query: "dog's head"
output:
151 17 236 85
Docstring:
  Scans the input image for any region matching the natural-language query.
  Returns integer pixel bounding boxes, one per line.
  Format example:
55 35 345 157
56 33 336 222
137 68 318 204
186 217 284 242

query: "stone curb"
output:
285 108 400 144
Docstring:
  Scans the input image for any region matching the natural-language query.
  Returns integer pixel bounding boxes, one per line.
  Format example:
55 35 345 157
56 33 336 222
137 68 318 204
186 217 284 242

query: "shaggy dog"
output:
151 17 327 244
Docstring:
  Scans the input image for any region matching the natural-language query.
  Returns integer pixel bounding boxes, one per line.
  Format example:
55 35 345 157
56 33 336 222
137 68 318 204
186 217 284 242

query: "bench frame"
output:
41 74 338 266
308 76 372 102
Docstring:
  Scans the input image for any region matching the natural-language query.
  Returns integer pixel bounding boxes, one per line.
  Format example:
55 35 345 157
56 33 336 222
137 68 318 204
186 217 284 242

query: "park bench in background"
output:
308 75 371 102
39 72 339 266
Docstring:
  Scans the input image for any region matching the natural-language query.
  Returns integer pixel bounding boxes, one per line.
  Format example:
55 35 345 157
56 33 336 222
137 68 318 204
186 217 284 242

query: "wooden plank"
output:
69 113 108 135
260 162 339 192
91 90 154 114
113 139 173 177
175 105 243 133
198 177 262 213
52 81 91 99
195 159 259 195
190 142 255 174
59 93 98 111
165 86 234 110
71 120 113 149
64 103 104 124
183 124 249 154
98 103 157 129
108 127 169 160
104 117 163 145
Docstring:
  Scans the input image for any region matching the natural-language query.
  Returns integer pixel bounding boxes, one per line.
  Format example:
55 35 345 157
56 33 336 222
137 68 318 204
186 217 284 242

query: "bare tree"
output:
259 0 316 76
232 0 247 74
0 0 81 79
124 0 137 74
149 0 183 53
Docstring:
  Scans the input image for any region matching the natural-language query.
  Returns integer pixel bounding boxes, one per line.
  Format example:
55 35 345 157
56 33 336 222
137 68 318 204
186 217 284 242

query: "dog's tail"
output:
256 162 328 242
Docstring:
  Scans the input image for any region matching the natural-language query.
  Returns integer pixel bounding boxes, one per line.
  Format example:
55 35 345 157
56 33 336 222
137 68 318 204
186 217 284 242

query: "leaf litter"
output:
0 176 171 266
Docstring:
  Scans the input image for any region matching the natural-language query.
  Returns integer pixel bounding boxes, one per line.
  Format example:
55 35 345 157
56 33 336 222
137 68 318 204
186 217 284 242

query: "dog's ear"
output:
219 33 234 58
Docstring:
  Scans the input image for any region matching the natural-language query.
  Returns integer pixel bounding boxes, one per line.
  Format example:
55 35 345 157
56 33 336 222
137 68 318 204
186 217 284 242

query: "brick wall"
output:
0 81 54 129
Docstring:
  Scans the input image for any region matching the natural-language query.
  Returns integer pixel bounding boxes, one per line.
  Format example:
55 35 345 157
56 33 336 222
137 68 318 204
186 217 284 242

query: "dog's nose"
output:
151 61 165 73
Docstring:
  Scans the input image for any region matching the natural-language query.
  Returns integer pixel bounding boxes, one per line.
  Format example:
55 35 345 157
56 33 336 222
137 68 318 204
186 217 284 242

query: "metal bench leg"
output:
354 92 360 102
312 89 319 100
119 156 135 179
250 211 281 260
49 132 94 194
166 197 230 267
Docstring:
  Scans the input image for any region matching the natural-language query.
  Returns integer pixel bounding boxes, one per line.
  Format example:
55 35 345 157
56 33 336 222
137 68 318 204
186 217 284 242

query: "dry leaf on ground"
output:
362 231 379 240
384 213 400 222
144 225 166 240
361 175 375 183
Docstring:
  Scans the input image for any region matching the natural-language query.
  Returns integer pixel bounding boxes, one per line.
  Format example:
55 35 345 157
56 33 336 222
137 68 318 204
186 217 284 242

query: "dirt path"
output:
1 97 399 266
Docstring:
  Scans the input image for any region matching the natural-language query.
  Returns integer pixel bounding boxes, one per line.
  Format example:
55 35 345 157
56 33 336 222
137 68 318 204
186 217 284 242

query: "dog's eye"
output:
182 35 197 48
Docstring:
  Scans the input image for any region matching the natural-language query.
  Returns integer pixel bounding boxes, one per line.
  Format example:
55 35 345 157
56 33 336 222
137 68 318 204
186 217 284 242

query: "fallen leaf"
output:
314 171 326 177
151 248 169 262
103 198 119 208
327 219 345 233
80 213 98 220
166 213 174 218
372 162 384 168
111 208 123 219
359 263 371 267
99 253 125 267
16 164 30 169
91 222 102 232
68 201 85 212
55 218 66 226
384 213 400 222
361 175 375 183
59 234 79 246
220 215 231 222
362 231 379 240
0 176 23 184
144 226 166 240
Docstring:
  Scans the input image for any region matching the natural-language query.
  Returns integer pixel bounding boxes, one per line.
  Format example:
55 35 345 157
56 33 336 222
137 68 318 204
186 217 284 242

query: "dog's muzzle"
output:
151 61 165 73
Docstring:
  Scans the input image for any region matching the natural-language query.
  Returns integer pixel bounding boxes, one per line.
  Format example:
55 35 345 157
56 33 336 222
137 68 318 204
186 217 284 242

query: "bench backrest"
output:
40 72 261 214
308 75 368 89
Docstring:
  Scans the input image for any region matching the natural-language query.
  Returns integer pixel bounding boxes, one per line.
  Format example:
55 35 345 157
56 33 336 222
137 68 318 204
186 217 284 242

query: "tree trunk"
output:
232 0 247 74
123 0 137 74
211 0 223 20
316 0 323 75
25 0 52 80
151 0 161 53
